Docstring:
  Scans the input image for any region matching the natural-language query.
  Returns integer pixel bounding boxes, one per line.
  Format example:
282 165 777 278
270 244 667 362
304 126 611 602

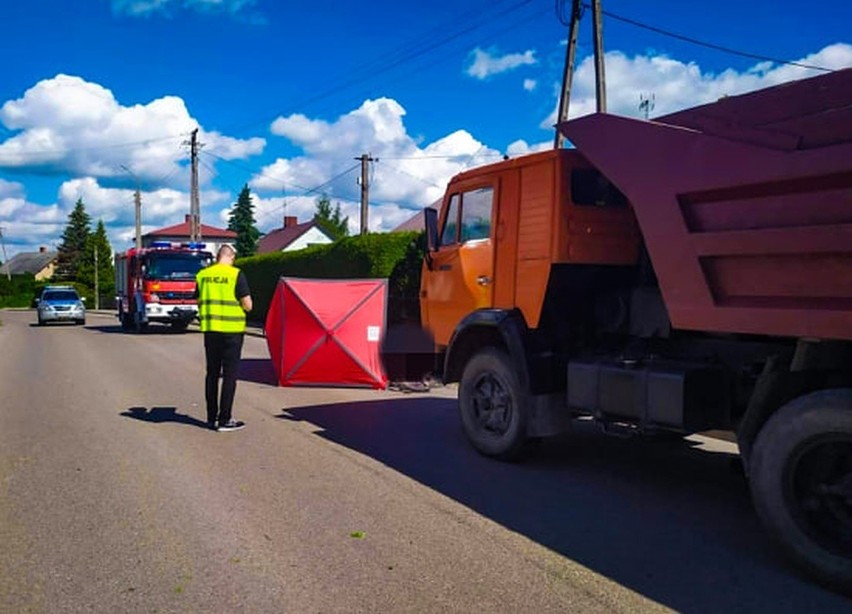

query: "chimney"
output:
39 246 46 253
284 215 297 228
185 214 191 223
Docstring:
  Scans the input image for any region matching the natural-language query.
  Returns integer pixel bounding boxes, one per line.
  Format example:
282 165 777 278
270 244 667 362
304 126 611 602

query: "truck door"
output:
422 185 495 346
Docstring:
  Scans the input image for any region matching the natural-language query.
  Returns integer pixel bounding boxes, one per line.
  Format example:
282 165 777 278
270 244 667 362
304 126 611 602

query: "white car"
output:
36 286 86 326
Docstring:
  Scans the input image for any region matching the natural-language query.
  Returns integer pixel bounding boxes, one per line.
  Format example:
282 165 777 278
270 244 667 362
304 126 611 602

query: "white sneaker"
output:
218 419 245 432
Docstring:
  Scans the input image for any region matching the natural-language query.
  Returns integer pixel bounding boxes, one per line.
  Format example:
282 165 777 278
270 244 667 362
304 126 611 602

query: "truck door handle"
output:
477 276 493 286
439 264 452 271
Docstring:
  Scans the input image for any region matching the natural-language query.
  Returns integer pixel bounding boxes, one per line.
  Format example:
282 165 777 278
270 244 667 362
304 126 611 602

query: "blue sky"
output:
0 0 850 258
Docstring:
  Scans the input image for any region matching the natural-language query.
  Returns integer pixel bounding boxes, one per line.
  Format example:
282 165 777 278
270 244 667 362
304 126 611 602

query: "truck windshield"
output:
144 253 212 280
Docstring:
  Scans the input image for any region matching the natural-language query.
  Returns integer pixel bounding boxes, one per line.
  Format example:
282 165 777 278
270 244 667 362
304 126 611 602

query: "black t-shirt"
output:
235 270 250 300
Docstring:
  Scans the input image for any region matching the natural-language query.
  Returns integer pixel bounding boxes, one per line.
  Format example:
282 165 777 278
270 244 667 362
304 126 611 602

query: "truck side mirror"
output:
423 207 439 270
424 207 439 252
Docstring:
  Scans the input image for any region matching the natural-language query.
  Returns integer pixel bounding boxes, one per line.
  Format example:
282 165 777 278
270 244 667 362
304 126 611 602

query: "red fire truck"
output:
115 241 213 332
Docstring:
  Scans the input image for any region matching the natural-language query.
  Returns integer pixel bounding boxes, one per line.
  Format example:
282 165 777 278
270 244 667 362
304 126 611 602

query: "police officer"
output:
196 243 252 431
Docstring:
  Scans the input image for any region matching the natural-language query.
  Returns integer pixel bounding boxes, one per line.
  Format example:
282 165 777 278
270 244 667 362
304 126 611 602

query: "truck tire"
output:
119 306 132 330
749 388 852 593
458 347 531 461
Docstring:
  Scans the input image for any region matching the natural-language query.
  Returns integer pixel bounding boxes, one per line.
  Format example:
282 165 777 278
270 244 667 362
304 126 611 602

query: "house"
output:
142 214 237 255
257 216 334 254
391 201 440 233
0 247 58 280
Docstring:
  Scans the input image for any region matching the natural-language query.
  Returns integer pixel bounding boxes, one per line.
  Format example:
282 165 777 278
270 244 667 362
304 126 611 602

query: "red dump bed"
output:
560 68 852 341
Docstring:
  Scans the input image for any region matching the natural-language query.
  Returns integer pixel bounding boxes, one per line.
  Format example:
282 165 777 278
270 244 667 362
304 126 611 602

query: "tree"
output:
313 194 349 241
77 219 115 304
55 198 92 281
227 185 260 258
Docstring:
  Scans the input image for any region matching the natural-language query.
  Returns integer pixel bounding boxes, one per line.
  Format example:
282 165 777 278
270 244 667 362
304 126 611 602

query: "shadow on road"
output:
88 324 199 335
281 397 850 611
121 406 209 429
238 358 278 386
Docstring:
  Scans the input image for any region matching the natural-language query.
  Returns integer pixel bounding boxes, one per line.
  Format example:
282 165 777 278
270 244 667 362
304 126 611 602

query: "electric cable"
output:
591 4 833 73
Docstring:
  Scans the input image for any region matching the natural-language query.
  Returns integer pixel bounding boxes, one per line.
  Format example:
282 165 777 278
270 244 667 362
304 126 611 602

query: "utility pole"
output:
187 128 203 243
120 164 143 250
554 0 607 147
591 0 607 113
133 188 142 250
94 244 99 310
356 153 376 235
0 226 10 281
555 0 581 149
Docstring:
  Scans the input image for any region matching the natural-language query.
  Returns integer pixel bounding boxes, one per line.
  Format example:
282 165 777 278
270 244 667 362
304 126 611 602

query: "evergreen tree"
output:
77 219 115 303
55 198 92 281
227 185 260 258
313 194 349 240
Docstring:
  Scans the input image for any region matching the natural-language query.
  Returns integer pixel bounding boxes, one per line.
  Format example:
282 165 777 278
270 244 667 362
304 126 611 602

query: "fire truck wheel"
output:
459 347 532 461
133 314 148 334
749 388 852 594
119 307 132 330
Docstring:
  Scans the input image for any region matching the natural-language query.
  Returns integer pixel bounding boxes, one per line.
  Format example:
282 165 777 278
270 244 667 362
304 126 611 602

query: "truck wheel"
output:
119 307 132 330
133 313 148 334
750 388 852 592
458 347 531 461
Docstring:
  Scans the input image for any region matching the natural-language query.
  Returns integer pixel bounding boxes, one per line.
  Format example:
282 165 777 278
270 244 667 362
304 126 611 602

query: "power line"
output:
592 4 834 73
229 0 538 133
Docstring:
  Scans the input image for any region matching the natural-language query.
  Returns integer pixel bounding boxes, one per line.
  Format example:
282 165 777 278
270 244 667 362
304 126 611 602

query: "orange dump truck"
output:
420 68 852 590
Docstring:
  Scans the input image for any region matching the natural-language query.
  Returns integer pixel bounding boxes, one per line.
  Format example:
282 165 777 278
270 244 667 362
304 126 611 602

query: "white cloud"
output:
523 79 538 92
542 43 852 127
505 139 551 157
259 98 502 231
0 178 24 200
111 0 263 20
0 74 265 188
466 47 537 79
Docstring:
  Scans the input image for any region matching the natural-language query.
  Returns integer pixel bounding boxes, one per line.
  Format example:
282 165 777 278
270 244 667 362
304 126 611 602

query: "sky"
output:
0 0 850 259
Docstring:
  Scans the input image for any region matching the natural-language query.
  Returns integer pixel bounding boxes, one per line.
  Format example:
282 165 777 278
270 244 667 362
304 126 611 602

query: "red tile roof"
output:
145 219 236 239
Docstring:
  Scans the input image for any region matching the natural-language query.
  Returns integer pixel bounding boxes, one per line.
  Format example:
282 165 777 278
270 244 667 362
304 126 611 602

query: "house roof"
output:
0 250 57 275
392 202 440 232
144 219 236 239
257 220 332 253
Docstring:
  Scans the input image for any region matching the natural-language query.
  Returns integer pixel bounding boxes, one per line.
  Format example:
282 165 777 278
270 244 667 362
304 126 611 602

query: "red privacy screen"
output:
265 277 389 389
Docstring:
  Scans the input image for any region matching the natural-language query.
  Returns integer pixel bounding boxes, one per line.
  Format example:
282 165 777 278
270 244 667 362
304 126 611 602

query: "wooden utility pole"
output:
356 153 375 235
555 0 581 149
554 0 607 148
591 0 607 113
189 128 202 243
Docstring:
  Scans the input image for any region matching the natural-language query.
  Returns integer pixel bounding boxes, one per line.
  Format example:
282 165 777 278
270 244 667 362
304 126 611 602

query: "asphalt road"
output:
0 308 849 613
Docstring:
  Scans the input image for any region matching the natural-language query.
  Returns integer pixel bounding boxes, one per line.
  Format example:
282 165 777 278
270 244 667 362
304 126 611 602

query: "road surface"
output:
0 309 849 612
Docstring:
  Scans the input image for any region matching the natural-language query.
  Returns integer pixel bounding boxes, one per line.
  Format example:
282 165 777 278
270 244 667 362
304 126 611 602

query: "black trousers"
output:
204 332 245 424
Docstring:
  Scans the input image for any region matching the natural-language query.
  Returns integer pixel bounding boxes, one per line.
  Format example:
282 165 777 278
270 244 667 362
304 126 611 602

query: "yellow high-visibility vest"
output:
196 263 246 333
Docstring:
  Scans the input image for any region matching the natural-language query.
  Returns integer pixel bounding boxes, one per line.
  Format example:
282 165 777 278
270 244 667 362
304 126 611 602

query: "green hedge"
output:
238 231 424 325
0 274 39 308
0 275 97 309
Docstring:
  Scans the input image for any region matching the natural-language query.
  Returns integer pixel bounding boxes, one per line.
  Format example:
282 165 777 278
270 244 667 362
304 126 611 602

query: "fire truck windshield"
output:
144 253 212 280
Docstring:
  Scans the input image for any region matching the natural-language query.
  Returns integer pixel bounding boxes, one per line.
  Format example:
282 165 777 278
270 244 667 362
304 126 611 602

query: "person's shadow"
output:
121 406 209 429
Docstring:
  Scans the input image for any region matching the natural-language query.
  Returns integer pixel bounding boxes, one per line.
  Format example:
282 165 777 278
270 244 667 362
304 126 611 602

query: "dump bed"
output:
559 68 852 341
